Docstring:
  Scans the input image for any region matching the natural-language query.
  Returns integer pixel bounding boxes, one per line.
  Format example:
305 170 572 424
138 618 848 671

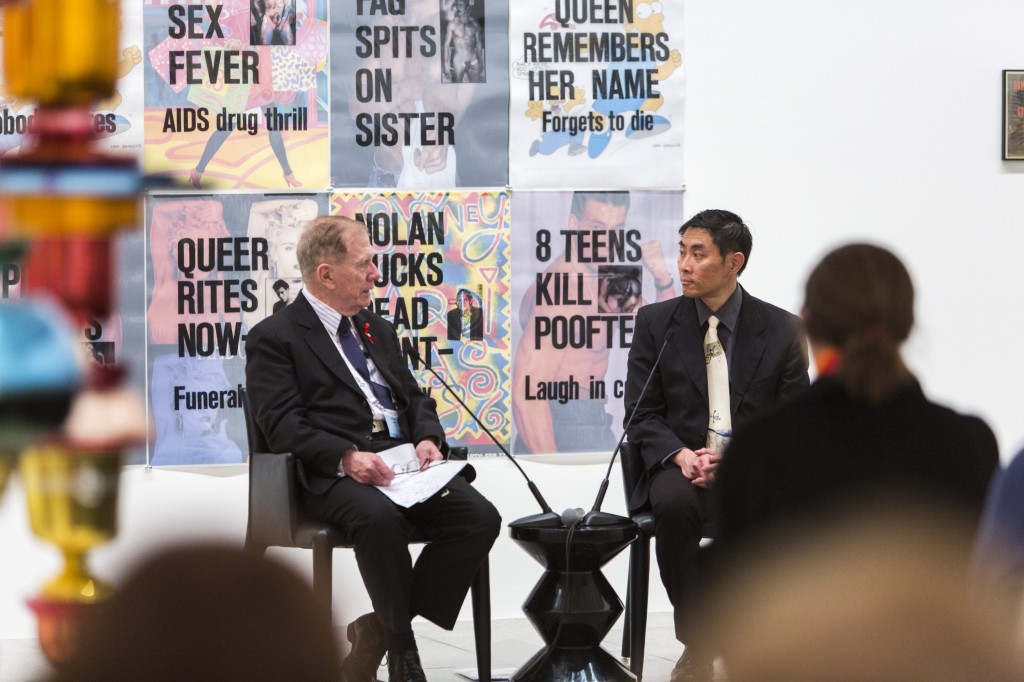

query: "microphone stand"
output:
583 327 677 526
409 347 561 528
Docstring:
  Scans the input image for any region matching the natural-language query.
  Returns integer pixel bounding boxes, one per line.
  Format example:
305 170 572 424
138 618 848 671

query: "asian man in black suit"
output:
245 215 500 682
624 209 809 682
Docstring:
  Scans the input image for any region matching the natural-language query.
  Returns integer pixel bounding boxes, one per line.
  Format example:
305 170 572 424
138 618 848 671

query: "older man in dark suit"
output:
245 215 500 682
624 209 809 682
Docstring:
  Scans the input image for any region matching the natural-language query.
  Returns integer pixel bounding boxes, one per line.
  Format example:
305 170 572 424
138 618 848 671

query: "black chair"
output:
619 441 655 680
240 388 491 681
619 441 714 681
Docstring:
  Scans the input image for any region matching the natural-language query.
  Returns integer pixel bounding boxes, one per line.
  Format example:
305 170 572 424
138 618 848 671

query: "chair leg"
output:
629 535 651 681
311 533 334 622
471 557 491 682
244 525 267 558
622 550 633 660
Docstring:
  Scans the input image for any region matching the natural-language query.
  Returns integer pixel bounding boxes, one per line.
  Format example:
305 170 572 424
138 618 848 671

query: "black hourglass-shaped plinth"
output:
508 518 638 682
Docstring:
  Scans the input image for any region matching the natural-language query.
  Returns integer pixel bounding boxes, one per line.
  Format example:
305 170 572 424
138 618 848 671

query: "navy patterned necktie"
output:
337 317 396 409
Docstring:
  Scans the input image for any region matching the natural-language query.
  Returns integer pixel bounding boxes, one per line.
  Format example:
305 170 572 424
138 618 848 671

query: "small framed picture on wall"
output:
1002 70 1024 159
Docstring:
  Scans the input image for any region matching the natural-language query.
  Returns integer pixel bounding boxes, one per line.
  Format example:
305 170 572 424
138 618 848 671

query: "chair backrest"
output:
240 387 302 548
240 387 271 455
619 440 648 513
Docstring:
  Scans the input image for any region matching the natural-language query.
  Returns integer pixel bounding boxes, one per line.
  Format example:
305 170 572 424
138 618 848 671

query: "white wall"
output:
682 0 1024 457
4 0 1024 641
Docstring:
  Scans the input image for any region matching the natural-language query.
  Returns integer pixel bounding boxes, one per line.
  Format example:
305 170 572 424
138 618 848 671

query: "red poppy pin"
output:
363 323 376 345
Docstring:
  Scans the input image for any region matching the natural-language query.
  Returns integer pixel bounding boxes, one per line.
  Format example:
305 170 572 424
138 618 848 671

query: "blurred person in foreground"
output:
52 545 340 681
972 446 1024 636
707 514 1024 681
714 242 999 568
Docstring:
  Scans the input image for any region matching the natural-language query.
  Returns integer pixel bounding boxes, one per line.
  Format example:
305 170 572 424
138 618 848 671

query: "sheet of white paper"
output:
374 443 468 508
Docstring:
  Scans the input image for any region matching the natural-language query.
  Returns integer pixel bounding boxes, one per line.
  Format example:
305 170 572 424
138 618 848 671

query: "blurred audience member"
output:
708 515 1024 681
714 243 999 566
52 545 340 681
972 447 1024 633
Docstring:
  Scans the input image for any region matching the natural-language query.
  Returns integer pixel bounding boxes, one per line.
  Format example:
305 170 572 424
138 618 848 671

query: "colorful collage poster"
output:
332 191 512 451
146 192 330 465
511 190 682 454
508 1 684 189
143 0 329 190
330 0 509 189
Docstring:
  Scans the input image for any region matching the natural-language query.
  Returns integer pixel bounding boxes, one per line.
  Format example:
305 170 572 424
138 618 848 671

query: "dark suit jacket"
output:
245 292 447 495
624 288 809 510
447 306 483 341
715 377 999 562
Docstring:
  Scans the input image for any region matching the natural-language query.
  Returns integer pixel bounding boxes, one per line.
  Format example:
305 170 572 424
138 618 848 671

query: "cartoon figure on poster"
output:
513 191 681 454
509 1 683 188
586 0 681 157
144 0 328 189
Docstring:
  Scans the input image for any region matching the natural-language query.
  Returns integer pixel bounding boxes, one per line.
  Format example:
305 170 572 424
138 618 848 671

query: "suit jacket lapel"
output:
673 299 709 404
294 293 363 395
730 294 767 414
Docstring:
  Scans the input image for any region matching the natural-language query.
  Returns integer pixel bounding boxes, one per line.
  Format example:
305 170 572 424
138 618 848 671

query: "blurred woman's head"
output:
803 243 914 402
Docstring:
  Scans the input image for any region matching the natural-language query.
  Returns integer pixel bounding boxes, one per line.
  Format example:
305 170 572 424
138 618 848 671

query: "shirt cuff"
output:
661 447 685 469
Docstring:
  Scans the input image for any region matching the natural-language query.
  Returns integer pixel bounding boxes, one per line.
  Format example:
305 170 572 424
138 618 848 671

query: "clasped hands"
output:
342 439 444 487
674 447 721 488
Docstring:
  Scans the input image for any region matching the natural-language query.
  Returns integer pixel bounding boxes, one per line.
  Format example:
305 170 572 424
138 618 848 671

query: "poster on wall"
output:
332 191 512 452
146 192 330 466
511 190 682 455
330 0 509 189
508 1 684 189
0 0 145 157
143 0 329 190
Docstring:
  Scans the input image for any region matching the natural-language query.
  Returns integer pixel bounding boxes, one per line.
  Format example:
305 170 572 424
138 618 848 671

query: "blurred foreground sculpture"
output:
0 0 146 665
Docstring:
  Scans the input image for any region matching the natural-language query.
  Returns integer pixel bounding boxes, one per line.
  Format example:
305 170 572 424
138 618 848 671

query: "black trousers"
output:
648 466 714 645
302 462 500 634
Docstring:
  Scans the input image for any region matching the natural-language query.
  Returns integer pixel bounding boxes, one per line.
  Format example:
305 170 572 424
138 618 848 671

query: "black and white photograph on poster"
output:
441 0 486 84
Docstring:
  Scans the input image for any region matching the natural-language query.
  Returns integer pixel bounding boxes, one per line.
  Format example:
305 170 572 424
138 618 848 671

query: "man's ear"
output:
316 263 335 289
729 251 746 276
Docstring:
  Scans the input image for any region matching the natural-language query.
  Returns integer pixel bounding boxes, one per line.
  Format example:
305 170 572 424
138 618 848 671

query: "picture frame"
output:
1002 70 1024 159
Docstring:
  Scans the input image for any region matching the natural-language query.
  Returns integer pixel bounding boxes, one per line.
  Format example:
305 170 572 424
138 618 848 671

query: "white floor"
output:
0 612 716 682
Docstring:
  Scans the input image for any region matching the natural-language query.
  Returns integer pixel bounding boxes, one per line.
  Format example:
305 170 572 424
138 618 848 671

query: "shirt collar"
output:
695 284 743 332
301 289 344 337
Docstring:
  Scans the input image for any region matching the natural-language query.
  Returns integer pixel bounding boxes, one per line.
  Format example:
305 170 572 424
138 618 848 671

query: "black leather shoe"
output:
671 646 713 682
340 613 387 682
387 645 428 682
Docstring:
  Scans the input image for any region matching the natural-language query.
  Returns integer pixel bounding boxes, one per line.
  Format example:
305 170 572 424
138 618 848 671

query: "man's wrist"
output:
338 447 355 477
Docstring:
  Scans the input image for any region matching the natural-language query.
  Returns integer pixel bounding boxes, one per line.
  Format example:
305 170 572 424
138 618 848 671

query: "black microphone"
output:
407 344 562 528
582 327 678 526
